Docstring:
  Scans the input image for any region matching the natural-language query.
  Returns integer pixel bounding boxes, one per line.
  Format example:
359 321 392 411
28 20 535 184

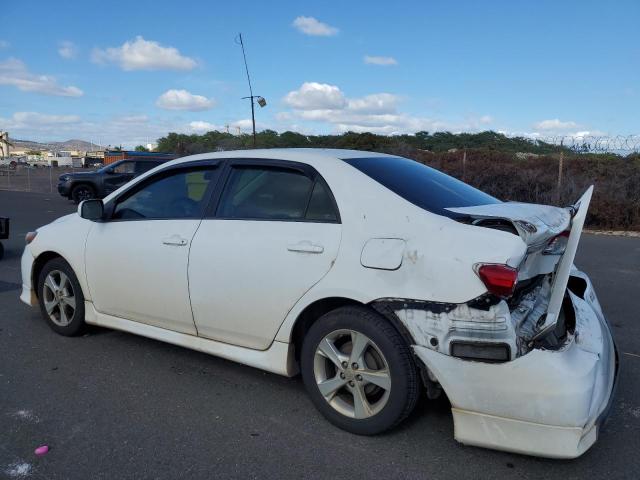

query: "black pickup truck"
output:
0 217 8 260
57 158 170 203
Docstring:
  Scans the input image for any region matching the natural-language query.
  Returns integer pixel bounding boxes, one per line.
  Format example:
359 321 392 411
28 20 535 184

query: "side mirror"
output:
78 199 104 221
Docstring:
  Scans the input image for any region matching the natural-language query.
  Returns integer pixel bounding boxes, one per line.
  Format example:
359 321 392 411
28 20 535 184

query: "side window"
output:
135 161 158 174
306 179 338 222
217 167 313 220
113 161 135 174
112 167 219 220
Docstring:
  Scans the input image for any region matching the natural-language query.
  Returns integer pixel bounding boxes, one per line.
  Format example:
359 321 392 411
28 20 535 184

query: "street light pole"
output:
236 33 266 148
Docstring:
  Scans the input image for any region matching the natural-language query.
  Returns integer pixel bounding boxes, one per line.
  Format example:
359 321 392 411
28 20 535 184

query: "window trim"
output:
205 158 341 224
103 160 221 222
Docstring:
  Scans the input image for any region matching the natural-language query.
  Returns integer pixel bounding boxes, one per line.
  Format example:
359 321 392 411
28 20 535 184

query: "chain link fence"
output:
0 164 85 194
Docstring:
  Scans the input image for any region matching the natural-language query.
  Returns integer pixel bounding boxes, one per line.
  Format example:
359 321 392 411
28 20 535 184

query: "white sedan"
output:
20 149 617 458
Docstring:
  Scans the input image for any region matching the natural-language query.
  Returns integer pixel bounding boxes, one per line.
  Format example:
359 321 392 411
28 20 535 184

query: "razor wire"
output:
522 135 640 154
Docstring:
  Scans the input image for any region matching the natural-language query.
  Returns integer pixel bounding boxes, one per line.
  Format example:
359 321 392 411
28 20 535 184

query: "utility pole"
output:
462 148 467 181
557 140 564 204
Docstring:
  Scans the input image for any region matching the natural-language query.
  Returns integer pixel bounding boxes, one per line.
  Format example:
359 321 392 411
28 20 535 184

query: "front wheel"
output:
301 306 419 435
37 257 86 336
71 184 95 203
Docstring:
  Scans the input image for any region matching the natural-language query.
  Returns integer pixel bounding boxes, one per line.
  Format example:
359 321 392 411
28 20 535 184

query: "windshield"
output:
343 156 500 218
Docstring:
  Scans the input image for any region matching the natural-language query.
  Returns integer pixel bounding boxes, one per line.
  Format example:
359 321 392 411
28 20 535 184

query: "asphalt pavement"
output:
1 190 639 479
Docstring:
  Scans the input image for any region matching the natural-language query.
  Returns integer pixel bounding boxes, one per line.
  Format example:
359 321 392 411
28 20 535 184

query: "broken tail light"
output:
543 230 570 255
475 264 518 298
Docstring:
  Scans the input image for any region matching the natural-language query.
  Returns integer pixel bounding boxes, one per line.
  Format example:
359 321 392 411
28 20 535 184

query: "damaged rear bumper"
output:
409 272 618 459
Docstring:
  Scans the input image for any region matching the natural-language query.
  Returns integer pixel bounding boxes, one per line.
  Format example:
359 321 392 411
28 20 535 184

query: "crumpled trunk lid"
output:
448 187 593 337
446 200 572 280
446 201 571 247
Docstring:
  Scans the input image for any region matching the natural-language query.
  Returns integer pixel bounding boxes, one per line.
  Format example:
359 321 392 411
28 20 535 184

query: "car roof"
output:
168 148 399 166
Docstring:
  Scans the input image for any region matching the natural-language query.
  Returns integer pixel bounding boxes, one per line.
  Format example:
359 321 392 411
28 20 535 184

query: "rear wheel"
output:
301 306 419 435
71 184 95 203
37 258 85 336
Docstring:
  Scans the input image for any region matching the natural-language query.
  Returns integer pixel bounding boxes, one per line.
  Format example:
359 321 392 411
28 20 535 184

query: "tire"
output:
37 257 86 336
71 184 95 203
301 306 419 435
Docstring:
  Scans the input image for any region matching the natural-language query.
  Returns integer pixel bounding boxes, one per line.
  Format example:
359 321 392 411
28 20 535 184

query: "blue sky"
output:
1 0 638 147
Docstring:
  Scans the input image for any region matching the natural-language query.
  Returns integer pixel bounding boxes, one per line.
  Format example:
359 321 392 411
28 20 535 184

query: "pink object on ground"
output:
34 445 49 456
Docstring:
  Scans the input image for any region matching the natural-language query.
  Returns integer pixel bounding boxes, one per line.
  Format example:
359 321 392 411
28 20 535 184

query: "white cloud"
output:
58 41 77 59
283 82 346 110
0 58 83 97
280 82 492 135
364 55 398 66
156 89 214 111
1 110 190 148
292 16 338 36
533 118 578 130
189 121 220 132
347 93 400 114
91 36 197 71
0 40 9 49
8 111 81 126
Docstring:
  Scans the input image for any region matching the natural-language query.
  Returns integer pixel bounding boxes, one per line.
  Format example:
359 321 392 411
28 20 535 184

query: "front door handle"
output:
162 235 188 246
287 241 324 254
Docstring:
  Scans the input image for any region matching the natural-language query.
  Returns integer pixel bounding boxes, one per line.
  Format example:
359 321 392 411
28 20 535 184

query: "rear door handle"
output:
162 235 188 246
287 241 324 254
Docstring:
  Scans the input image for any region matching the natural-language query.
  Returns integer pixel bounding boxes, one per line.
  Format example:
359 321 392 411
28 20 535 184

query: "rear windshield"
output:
343 156 500 218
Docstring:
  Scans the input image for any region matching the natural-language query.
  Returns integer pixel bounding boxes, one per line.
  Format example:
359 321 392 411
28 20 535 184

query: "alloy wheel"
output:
313 329 391 419
75 187 93 202
42 270 76 326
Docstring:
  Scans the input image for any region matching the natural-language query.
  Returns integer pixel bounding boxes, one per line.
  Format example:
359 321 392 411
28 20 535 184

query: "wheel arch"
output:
290 297 363 362
32 250 69 299
288 296 420 365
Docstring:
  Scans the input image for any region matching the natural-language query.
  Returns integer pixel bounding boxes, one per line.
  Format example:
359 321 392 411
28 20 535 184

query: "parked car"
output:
0 216 8 260
57 158 169 203
20 149 617 458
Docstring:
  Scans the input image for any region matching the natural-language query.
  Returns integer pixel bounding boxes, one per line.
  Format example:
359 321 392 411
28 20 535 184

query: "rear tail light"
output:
475 264 518 298
543 230 570 255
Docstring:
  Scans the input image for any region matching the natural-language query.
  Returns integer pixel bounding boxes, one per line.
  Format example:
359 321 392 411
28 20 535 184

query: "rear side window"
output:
344 156 500 218
306 179 338 222
217 167 314 220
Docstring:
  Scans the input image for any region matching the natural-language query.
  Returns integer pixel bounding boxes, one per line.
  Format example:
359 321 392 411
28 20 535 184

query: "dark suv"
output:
58 159 169 203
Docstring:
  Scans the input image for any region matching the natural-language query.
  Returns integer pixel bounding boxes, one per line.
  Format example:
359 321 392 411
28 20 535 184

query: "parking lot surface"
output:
1 190 639 479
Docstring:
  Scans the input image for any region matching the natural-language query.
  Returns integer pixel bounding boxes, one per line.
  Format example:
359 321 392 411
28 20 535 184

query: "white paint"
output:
85 219 200 335
413 272 616 458
5 462 32 478
189 220 341 349
84 302 297 376
10 410 39 423
541 186 593 335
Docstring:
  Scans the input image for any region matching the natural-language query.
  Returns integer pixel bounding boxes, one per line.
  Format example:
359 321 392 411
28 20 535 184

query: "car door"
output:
85 162 221 334
188 160 342 350
103 160 136 195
